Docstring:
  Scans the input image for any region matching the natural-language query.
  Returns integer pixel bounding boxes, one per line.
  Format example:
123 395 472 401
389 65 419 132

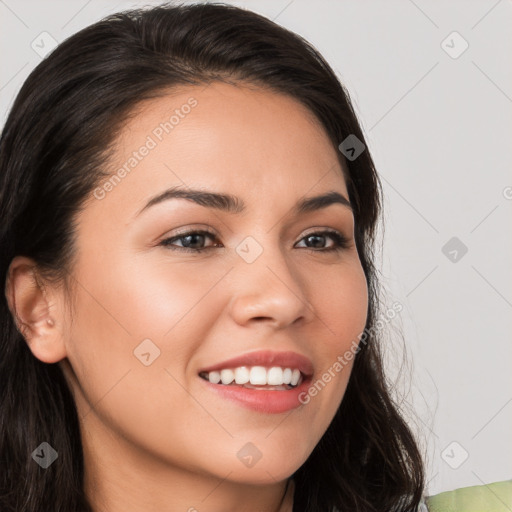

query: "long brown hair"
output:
0 3 425 510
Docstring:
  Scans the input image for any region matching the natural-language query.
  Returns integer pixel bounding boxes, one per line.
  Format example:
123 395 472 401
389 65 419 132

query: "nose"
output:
227 243 315 330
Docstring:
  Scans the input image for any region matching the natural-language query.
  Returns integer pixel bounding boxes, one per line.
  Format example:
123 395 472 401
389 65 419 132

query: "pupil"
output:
308 235 324 248
184 234 204 248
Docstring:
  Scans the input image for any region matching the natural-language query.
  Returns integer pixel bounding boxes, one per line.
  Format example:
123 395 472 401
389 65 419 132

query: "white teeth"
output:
249 366 267 385
234 366 250 384
220 369 235 385
208 371 221 384
202 366 304 387
267 367 283 385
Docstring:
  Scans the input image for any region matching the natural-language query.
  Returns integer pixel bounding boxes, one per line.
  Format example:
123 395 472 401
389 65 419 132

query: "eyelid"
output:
158 225 219 243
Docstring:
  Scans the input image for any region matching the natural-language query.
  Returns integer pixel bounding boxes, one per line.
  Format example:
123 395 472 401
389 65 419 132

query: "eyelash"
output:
159 229 351 254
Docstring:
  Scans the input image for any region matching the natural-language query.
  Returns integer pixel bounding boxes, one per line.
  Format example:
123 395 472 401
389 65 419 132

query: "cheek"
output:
299 261 368 426
64 253 227 407
120 253 231 329
73 248 225 345
314 260 369 353
63 260 229 469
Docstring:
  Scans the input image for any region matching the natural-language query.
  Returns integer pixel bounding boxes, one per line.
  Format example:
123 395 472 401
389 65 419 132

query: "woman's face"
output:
59 81 368 486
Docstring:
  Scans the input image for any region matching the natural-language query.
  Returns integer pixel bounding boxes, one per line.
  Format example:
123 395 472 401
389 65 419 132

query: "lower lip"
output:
198 376 312 414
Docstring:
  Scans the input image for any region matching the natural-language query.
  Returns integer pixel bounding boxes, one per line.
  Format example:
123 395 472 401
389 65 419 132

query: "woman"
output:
0 2 429 511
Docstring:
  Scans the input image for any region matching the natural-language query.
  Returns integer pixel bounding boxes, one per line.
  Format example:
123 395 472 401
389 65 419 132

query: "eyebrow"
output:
135 186 352 218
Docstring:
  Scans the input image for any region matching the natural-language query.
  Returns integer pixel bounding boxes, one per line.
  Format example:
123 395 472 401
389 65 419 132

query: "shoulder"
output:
425 479 512 512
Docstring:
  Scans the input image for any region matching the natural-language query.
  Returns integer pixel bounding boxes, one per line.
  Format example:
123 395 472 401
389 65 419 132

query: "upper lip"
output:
198 350 314 378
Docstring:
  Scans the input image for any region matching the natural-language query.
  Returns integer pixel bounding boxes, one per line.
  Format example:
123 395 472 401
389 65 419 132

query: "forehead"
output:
94 81 349 217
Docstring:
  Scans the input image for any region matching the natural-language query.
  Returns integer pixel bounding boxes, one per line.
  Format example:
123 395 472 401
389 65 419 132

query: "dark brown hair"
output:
0 2 425 510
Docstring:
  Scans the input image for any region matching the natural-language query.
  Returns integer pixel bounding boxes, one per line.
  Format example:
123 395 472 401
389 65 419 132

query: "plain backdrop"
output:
1 0 511 497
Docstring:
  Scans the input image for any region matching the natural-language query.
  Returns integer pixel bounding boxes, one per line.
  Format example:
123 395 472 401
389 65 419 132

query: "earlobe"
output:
5 256 67 364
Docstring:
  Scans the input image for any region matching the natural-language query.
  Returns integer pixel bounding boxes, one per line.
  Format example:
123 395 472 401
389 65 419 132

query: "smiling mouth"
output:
198 366 304 391
198 363 313 414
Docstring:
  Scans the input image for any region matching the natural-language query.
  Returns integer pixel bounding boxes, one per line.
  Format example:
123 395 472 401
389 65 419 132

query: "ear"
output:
5 255 67 363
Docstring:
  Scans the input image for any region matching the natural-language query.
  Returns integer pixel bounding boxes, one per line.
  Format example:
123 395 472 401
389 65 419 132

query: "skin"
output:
6 81 368 512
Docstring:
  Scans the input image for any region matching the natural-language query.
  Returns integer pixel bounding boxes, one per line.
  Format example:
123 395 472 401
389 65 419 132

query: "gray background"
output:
1 0 511 497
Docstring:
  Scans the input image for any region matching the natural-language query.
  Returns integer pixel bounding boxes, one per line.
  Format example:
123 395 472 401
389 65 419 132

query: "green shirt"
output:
425 479 512 512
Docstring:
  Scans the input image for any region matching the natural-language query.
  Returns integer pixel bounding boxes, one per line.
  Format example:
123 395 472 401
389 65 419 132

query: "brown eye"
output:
160 230 220 253
295 230 350 252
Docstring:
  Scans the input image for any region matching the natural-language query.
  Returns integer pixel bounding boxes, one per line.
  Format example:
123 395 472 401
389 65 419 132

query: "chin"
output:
209 453 307 485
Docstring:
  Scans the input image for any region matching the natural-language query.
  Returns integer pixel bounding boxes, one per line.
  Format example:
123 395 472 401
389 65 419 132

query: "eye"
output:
159 230 220 253
159 228 351 254
295 230 351 252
